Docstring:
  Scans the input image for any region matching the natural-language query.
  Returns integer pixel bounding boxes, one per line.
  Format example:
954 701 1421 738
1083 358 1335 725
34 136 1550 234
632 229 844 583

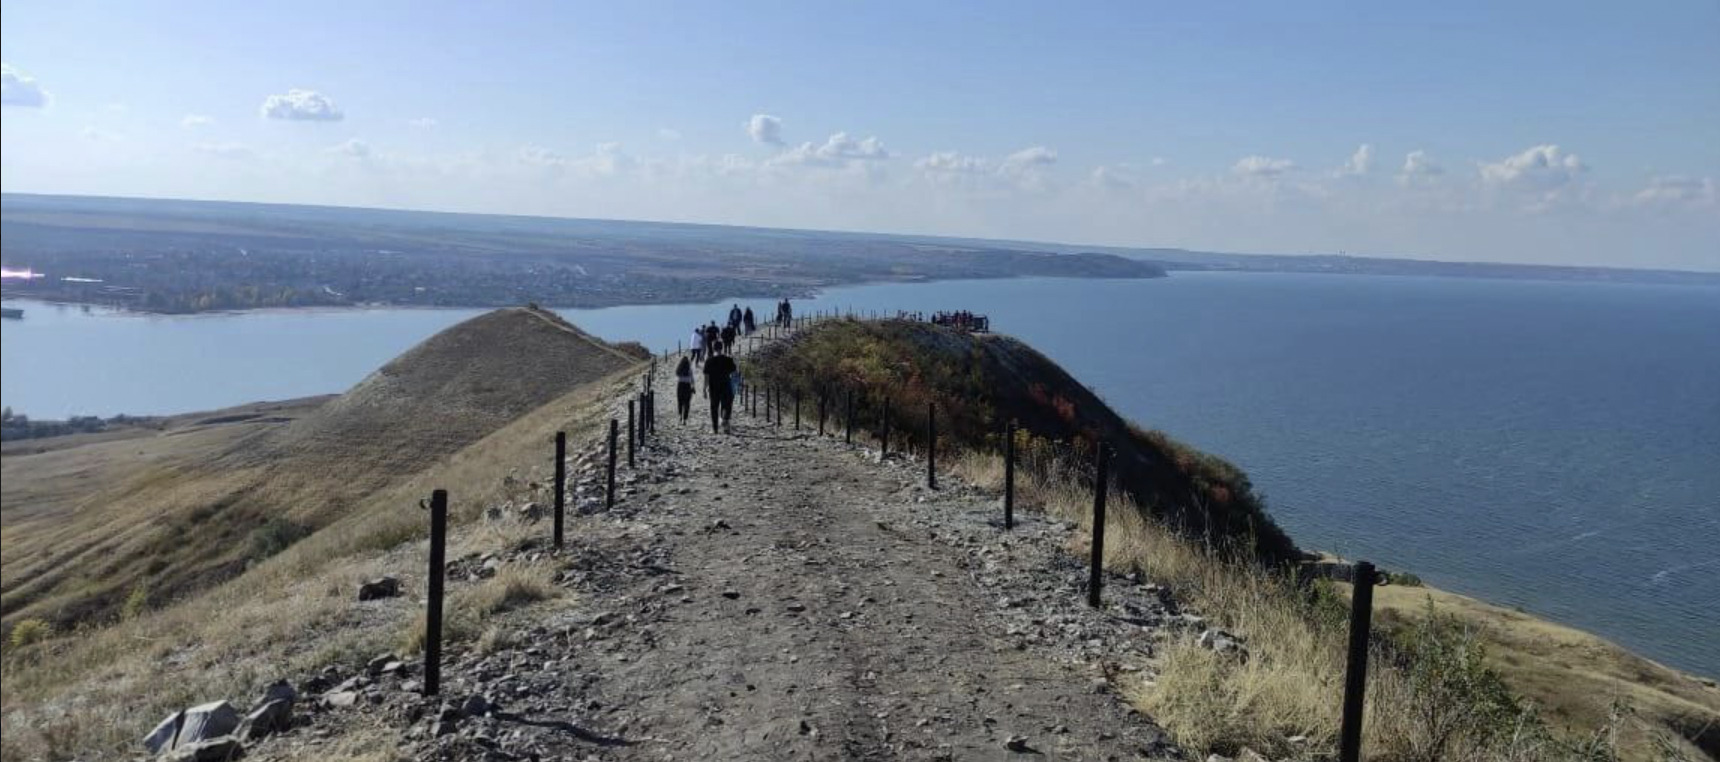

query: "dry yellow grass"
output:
0 364 640 762
949 450 1717 761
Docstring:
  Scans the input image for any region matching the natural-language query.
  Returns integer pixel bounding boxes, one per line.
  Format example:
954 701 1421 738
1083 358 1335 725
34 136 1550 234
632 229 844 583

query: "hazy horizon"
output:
4 2 1717 270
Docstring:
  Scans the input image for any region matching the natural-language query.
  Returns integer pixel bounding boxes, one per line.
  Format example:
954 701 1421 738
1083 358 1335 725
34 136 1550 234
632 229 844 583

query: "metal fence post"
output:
553 432 566 548
1088 443 1108 608
845 389 855 444
794 391 801 431
424 489 447 696
927 402 937 489
775 386 782 428
628 399 636 468
606 419 618 509
1340 561 1378 762
1004 422 1016 530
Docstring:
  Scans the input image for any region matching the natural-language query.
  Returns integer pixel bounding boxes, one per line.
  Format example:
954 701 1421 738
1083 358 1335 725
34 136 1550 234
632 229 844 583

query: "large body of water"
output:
4 273 1717 676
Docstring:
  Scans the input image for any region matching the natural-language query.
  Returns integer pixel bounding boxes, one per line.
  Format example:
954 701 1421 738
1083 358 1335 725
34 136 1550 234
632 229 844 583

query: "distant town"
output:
2 193 1714 314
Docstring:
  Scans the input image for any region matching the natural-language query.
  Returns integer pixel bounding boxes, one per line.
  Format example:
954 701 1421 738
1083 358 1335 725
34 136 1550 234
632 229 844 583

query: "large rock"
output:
147 701 240 753
177 701 241 749
357 576 401 601
143 710 186 753
238 700 291 740
166 735 244 761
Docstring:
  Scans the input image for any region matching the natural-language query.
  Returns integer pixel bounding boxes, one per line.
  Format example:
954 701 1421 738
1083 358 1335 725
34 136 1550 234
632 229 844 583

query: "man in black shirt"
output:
702 346 738 434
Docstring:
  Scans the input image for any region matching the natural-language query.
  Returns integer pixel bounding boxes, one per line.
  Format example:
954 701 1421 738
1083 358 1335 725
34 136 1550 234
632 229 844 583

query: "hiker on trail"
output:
704 322 720 353
721 322 738 353
702 344 738 434
727 304 743 332
690 326 706 363
743 307 756 335
675 356 695 423
779 298 793 328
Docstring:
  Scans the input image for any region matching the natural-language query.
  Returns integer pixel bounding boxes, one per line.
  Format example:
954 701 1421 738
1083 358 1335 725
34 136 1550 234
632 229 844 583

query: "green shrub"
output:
9 618 54 649
247 518 313 563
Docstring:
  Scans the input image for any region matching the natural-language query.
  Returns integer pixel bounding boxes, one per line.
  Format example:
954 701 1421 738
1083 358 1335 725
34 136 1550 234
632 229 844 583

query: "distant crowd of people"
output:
675 299 794 434
931 310 988 332
673 300 989 434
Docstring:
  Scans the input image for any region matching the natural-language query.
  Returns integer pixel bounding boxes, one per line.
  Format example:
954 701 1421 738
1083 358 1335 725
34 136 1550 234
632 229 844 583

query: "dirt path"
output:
253 336 1184 762
531 353 1179 760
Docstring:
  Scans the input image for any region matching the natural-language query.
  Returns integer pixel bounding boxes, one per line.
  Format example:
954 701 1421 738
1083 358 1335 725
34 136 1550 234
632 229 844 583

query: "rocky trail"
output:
231 340 1194 762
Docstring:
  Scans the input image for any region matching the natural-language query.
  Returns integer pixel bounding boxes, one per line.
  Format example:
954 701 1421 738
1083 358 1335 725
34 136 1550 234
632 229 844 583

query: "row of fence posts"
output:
420 342 1379 762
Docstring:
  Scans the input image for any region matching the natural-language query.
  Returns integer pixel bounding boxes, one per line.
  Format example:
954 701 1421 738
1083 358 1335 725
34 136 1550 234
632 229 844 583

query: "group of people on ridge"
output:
675 300 794 434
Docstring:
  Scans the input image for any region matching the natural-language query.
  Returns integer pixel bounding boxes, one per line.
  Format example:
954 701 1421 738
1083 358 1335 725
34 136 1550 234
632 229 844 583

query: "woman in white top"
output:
691 327 706 363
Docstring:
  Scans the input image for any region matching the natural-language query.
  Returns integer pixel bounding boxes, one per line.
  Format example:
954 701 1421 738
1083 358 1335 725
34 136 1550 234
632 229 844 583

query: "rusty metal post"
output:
927 402 937 489
1339 561 1378 762
1004 422 1016 530
606 419 618 509
553 432 566 548
424 489 447 695
1088 443 1108 608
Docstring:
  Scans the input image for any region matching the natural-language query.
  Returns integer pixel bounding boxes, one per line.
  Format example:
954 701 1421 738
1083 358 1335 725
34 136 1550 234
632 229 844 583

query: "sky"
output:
2 0 1717 270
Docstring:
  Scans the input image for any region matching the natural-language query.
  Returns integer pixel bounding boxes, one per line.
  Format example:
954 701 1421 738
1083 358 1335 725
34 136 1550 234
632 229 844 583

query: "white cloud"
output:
1089 165 1135 190
772 131 890 167
1150 157 1168 167
1233 155 1295 178
80 126 121 142
658 128 682 141
1633 175 1717 207
330 138 370 158
1339 144 1374 176
1003 146 1058 170
190 141 255 159
1 62 50 107
1398 150 1444 185
746 114 784 145
181 114 214 129
260 89 344 121
1479 144 1586 190
916 151 990 174
408 117 438 129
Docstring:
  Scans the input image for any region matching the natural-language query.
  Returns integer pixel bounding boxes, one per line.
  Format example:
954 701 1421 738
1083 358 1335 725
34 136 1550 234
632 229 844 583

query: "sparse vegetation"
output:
247 518 313 563
0 309 643 761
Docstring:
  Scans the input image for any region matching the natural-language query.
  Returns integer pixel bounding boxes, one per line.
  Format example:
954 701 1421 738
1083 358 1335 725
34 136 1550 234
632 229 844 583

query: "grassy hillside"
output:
748 317 1299 565
0 306 645 636
0 307 647 760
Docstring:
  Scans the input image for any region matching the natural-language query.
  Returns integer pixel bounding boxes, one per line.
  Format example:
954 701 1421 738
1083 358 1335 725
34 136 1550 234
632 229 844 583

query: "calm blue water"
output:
4 273 1718 676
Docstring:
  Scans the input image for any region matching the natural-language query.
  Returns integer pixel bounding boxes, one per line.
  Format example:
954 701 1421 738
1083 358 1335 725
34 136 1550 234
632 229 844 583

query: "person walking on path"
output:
690 326 706 363
743 306 756 335
702 345 738 434
704 322 720 353
721 323 738 355
675 356 696 423
727 304 743 332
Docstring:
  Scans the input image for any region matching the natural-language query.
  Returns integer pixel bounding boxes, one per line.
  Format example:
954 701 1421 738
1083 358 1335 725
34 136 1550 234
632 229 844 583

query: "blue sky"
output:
3 0 1717 269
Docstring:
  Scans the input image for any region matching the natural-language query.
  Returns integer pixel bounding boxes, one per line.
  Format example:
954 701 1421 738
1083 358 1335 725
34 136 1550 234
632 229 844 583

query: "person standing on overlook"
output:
674 355 696 423
701 344 738 434
727 304 743 332
690 326 705 364
743 306 756 335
